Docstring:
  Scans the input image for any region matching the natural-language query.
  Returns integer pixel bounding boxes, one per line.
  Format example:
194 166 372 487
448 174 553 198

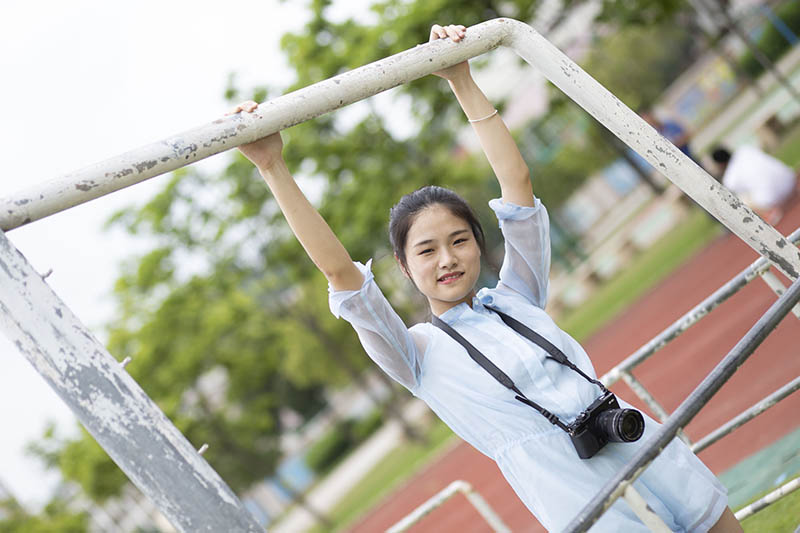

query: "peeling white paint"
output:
0 229 262 532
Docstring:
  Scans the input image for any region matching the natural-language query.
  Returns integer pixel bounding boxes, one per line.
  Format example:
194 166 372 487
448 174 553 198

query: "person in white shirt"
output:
712 145 798 224
232 23 742 533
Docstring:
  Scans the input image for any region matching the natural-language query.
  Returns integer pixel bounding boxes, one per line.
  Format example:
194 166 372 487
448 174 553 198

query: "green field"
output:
741 479 800 532
774 121 800 166
308 419 456 533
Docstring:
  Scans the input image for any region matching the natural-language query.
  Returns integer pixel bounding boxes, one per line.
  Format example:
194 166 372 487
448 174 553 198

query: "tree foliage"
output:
0 497 88 533
595 0 688 26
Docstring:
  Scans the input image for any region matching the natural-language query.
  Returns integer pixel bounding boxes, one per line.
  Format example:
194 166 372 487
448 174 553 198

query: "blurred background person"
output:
711 145 799 224
642 110 695 161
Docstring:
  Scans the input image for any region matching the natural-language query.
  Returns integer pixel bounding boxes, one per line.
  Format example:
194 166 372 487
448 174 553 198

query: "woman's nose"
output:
439 249 457 268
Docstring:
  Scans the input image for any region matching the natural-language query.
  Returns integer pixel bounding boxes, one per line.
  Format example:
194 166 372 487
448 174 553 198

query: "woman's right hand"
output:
229 100 284 170
429 24 470 81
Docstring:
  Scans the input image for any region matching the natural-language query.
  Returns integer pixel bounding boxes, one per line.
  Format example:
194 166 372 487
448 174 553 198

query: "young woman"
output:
233 23 742 533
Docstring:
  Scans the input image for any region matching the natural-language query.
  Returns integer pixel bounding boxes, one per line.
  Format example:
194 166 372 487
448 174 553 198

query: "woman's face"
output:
402 204 481 316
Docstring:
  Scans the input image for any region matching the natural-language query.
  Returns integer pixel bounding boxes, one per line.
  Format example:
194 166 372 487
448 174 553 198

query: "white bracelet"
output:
468 109 498 123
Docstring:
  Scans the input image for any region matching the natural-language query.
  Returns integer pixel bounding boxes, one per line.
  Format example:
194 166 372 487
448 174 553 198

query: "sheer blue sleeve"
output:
488 198 551 309
329 259 425 391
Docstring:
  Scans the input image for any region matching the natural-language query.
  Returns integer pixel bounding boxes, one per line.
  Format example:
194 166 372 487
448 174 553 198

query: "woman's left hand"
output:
429 24 470 81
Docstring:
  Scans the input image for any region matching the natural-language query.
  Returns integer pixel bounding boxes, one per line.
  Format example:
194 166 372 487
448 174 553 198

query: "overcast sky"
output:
0 0 318 507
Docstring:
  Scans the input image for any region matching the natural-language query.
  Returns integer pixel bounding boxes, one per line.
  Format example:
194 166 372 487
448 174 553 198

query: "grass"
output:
740 477 800 532
773 121 800 167
309 419 456 533
556 207 722 342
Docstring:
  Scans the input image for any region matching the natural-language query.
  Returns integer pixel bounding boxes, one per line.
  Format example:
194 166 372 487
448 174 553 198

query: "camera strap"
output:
431 306 606 432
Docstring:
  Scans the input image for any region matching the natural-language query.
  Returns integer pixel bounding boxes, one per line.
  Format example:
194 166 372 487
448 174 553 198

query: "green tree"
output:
0 497 88 533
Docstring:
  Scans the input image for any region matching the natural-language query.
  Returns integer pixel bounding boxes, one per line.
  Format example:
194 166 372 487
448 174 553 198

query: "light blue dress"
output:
329 198 728 532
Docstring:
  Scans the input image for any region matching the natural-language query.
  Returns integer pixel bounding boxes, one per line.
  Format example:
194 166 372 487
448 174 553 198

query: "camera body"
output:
568 390 645 459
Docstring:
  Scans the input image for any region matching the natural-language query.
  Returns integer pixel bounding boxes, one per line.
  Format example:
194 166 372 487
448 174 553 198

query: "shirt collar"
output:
435 297 485 325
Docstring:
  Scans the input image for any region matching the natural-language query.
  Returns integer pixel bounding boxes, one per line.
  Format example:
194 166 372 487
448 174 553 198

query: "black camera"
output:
568 391 645 459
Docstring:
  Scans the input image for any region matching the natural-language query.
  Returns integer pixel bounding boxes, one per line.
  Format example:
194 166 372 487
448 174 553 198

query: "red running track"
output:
348 200 800 533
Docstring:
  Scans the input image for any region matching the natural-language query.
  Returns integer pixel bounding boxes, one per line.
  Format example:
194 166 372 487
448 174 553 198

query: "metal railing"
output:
734 476 800 521
1 17 798 532
565 277 800 532
386 480 511 533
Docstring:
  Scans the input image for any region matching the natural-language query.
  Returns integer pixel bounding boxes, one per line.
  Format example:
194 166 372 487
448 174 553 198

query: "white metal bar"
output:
622 485 672 532
503 21 799 279
760 270 800 319
0 25 506 232
620 371 692 446
0 230 262 532
691 376 800 453
734 476 800 520
386 480 510 533
1 19 798 281
621 371 670 422
463 487 512 533
602 227 800 387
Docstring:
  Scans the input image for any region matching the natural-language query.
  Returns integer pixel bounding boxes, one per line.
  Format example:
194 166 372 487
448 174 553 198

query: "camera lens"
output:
595 408 645 443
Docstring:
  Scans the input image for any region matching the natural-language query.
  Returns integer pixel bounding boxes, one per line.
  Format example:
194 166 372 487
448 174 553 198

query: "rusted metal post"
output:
0 230 262 532
1 19 798 278
563 277 800 533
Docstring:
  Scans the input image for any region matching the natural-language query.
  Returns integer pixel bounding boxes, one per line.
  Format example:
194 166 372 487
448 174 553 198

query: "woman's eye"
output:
454 238 468 245
419 249 433 255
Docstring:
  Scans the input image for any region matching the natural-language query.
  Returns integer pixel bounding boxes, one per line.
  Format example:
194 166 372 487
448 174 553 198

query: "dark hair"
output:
711 147 732 164
389 186 486 271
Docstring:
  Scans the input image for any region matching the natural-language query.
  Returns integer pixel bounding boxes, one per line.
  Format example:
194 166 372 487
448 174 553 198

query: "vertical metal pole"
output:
0 231 262 532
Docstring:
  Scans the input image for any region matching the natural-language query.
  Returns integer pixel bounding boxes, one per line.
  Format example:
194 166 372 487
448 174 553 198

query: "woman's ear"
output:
394 253 411 280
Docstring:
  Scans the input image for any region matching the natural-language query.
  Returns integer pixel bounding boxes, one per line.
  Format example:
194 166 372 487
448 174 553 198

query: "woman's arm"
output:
430 24 534 207
233 101 364 291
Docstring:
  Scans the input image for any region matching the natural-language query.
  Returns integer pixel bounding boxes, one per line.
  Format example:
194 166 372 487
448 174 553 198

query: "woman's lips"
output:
438 272 464 284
